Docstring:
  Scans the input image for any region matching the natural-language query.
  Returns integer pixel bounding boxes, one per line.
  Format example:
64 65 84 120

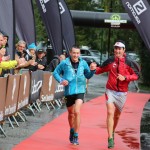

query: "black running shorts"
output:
65 93 85 107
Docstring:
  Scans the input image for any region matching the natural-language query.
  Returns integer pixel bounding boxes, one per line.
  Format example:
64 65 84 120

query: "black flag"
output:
15 0 36 46
58 0 75 53
122 0 150 51
36 0 63 55
0 0 15 59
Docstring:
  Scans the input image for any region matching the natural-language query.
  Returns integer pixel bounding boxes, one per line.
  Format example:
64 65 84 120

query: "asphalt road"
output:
0 74 149 150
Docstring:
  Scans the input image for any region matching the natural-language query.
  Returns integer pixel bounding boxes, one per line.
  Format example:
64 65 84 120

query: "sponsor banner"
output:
17 72 30 110
58 0 75 53
15 0 36 46
0 77 7 122
5 75 20 117
0 0 15 59
30 70 43 103
54 82 64 100
40 72 56 102
36 0 63 55
122 0 150 51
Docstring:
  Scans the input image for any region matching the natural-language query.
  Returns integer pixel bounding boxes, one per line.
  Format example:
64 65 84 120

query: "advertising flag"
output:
122 0 150 51
36 0 63 55
15 0 36 46
58 0 75 53
0 0 15 59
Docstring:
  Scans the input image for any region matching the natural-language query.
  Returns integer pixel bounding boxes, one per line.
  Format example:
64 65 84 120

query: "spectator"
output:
0 31 9 56
0 32 11 76
24 43 37 72
46 54 65 72
15 42 38 73
0 36 23 75
63 49 68 58
59 54 66 61
14 41 29 74
15 40 27 59
25 43 36 61
35 49 47 71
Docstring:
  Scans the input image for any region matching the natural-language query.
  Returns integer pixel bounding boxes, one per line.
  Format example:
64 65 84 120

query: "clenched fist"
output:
90 62 97 70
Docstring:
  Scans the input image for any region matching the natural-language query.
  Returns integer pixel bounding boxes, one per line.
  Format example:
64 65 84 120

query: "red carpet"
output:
13 93 150 150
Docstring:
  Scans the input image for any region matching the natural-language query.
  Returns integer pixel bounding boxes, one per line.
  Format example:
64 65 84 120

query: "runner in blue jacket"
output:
53 46 97 145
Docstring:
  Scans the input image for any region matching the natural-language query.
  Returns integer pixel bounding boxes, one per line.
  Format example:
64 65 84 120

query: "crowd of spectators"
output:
0 31 66 77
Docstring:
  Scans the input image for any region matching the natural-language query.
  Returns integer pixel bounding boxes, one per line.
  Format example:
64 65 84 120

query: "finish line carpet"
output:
13 93 150 150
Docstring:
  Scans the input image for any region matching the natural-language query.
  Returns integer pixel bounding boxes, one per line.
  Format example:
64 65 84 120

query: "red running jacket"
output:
96 55 140 92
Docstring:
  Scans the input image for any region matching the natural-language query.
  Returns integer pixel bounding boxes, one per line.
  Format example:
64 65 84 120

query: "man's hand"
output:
90 62 97 70
29 60 37 66
2 55 10 61
60 80 68 86
15 58 27 68
38 64 45 70
117 74 126 81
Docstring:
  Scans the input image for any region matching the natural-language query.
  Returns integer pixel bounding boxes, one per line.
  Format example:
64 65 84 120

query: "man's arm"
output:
84 62 96 79
53 62 64 83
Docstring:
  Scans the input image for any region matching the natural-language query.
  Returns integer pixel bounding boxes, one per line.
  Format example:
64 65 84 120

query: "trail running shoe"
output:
69 131 74 143
73 136 79 145
108 138 114 149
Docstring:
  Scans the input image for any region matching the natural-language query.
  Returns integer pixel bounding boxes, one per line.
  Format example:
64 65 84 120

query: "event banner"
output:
58 0 75 53
17 72 30 110
0 0 15 59
0 78 7 122
15 0 36 46
30 70 43 103
40 72 56 102
5 75 20 117
122 0 150 51
36 0 63 55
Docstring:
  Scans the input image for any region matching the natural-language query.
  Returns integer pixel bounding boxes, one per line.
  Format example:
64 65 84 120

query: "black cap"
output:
37 49 44 53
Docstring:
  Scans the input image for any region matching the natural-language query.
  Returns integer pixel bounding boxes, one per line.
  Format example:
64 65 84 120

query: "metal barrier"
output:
0 70 64 137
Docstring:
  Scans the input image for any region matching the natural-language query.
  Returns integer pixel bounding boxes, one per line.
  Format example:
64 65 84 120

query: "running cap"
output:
114 42 125 48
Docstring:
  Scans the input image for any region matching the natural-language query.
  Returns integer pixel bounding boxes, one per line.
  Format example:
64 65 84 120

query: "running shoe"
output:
73 136 79 145
69 131 74 143
108 138 114 149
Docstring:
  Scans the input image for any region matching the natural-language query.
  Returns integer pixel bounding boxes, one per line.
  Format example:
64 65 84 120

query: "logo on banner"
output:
125 0 147 24
39 0 50 13
12 78 16 100
31 80 42 94
55 84 64 93
59 2 65 14
23 75 27 95
49 75 52 91
133 0 147 15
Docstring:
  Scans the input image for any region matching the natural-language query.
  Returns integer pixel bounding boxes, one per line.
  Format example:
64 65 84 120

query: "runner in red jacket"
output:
95 40 140 149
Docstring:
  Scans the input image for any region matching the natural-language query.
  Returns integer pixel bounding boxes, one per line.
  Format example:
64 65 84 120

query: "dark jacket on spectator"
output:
46 55 60 72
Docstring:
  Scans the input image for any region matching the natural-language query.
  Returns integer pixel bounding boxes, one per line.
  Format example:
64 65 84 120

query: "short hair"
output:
17 40 26 46
70 45 80 51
